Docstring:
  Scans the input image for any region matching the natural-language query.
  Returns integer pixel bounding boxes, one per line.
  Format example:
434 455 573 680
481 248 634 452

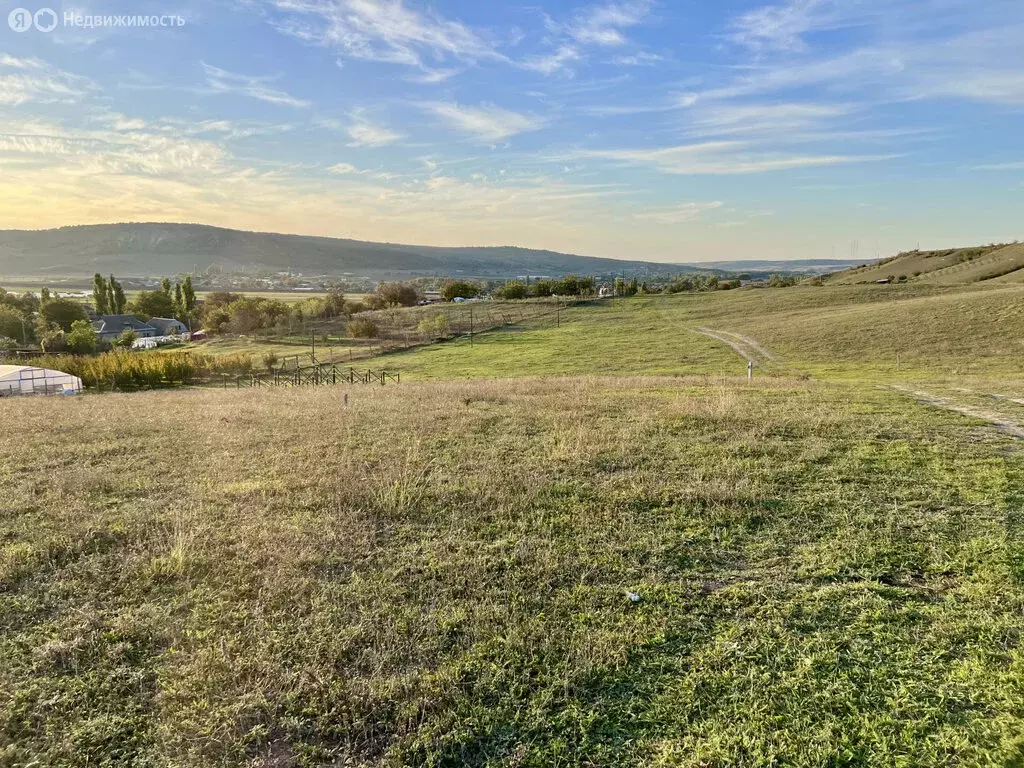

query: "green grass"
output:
376 285 1024 381
2 378 1024 766
375 298 742 380
4 282 1024 766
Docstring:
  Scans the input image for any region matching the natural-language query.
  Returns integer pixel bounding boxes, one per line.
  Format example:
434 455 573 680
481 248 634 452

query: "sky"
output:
0 0 1023 263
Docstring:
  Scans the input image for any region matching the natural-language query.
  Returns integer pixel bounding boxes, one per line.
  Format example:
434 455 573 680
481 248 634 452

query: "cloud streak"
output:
422 102 546 143
201 63 309 107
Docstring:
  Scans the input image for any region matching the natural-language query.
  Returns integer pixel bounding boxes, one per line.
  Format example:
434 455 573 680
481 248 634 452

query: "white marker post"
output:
748 361 754 382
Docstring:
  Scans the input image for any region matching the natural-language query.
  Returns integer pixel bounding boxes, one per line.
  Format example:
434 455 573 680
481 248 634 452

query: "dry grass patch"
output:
1 378 1023 766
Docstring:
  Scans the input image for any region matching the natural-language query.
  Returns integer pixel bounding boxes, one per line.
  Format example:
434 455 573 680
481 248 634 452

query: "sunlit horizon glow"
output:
1 0 1022 263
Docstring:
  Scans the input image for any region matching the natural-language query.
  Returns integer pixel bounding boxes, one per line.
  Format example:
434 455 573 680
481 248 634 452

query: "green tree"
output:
39 328 67 353
41 298 88 332
0 306 26 343
182 276 197 314
174 283 185 319
130 290 175 320
533 280 554 298
441 280 480 301
555 274 580 296
161 277 172 296
39 287 51 305
66 319 99 354
93 273 109 315
497 281 528 299
109 275 127 314
373 282 419 308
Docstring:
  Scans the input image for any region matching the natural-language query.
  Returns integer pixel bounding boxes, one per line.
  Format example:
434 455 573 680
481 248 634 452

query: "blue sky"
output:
1 0 1022 262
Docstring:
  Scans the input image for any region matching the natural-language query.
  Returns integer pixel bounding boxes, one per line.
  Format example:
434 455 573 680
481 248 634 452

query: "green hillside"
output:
375 283 1024 380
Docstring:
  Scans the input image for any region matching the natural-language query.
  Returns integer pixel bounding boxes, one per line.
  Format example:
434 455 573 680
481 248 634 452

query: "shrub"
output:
417 314 450 340
533 280 554 297
348 318 379 339
66 320 99 354
114 329 139 348
497 281 528 300
262 352 279 370
40 329 68 353
372 282 419 308
441 281 480 301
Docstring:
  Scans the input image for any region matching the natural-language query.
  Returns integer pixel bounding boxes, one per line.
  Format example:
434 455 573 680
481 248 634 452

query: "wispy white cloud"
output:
576 140 893 175
201 63 309 107
634 201 724 223
612 51 665 66
568 0 652 47
0 56 96 106
327 161 398 179
265 0 502 76
521 45 583 76
422 102 546 143
729 0 831 52
972 161 1024 171
336 112 404 147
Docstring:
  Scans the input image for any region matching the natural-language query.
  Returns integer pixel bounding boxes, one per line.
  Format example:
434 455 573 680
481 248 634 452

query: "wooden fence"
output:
230 363 399 389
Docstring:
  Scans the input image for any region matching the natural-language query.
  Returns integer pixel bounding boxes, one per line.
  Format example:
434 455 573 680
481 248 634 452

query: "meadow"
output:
372 283 1024 381
2 281 1024 767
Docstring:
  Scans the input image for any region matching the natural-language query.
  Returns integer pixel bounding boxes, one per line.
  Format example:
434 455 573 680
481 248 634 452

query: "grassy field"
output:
3 377 1024 766
3 281 1024 766
373 284 1024 380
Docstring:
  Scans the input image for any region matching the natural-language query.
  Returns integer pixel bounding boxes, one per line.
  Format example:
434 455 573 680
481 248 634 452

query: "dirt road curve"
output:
695 327 779 366
891 385 1024 439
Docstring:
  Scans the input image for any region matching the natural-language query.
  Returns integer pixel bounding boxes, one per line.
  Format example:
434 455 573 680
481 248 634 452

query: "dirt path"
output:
891 385 1024 439
695 327 779 366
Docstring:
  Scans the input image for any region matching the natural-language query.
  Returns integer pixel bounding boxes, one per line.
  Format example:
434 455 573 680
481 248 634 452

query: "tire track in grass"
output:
891 385 1024 439
693 327 780 367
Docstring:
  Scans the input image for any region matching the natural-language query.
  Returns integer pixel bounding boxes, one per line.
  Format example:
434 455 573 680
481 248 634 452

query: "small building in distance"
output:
92 315 159 343
148 317 190 336
0 365 82 397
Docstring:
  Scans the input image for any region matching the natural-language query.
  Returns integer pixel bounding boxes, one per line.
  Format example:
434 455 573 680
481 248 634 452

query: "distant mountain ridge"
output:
0 223 708 279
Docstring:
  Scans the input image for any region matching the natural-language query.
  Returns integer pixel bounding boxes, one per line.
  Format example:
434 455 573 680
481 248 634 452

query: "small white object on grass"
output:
626 591 641 603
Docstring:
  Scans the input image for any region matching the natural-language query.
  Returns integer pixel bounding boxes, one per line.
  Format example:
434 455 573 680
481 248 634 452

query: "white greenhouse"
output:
0 365 83 397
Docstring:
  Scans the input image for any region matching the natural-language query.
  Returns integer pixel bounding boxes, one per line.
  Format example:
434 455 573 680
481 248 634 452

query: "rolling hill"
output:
0 223 866 280
0 223 712 279
827 243 1024 285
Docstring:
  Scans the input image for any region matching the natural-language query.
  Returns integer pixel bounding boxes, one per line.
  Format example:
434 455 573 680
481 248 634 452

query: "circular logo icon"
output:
34 7 59 32
8 8 34 32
